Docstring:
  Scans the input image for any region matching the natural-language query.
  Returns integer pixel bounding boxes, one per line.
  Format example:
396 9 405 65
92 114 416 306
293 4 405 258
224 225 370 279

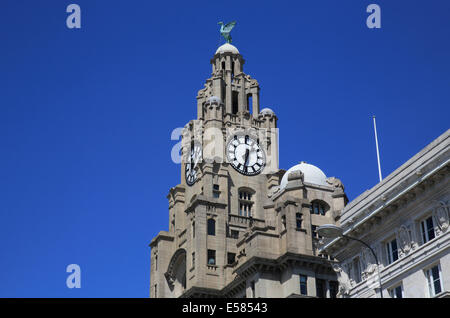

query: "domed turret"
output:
280 162 328 189
215 43 240 55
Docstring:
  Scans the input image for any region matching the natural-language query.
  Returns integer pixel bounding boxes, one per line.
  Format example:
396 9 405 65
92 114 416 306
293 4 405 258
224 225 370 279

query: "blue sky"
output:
0 0 448 297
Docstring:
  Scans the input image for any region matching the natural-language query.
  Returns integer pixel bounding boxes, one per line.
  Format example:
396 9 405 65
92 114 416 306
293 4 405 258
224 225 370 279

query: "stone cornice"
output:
149 231 174 248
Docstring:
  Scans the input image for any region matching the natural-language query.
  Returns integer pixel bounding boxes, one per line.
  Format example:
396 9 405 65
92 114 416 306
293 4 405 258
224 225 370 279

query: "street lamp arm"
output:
342 234 383 298
342 235 379 265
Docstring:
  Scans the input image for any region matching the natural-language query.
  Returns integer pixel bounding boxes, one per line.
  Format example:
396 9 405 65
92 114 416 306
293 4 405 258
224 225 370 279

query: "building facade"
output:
149 43 347 298
320 130 450 298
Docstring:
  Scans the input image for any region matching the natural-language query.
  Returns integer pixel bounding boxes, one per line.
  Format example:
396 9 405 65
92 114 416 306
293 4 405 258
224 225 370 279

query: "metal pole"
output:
343 235 383 298
373 116 383 182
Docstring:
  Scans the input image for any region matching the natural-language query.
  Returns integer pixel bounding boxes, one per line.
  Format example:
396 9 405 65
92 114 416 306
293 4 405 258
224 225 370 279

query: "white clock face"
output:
226 134 266 176
185 143 202 186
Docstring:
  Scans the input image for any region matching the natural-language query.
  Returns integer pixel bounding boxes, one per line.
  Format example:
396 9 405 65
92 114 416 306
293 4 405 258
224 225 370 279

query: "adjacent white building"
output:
320 129 450 298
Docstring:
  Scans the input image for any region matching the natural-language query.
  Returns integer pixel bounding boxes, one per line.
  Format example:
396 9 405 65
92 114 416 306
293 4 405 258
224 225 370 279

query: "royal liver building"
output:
149 40 347 298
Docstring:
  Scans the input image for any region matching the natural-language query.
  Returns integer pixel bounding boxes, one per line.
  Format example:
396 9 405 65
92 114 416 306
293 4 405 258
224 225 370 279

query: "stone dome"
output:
280 162 328 189
215 43 240 55
206 96 222 104
260 108 275 115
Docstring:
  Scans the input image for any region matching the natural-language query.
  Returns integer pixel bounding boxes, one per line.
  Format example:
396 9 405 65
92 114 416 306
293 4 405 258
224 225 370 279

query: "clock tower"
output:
150 41 348 298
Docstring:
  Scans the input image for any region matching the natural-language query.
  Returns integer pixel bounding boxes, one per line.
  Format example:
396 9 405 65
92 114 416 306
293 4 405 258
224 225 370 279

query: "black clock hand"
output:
244 148 250 166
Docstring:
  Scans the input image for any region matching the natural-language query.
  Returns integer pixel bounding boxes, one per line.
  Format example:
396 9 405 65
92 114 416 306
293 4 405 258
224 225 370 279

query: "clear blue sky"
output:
0 0 448 297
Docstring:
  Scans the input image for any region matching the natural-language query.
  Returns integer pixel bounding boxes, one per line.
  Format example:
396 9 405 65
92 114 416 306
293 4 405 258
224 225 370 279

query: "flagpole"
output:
373 116 382 182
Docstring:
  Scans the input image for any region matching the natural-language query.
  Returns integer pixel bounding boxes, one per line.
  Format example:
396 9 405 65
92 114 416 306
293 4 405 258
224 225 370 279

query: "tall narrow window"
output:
221 61 225 70
213 184 220 198
421 216 436 244
296 213 303 229
207 250 216 265
281 215 286 230
426 265 442 297
227 253 236 265
386 238 399 265
232 91 239 114
192 221 195 239
154 284 157 298
353 257 361 283
155 255 158 271
207 219 216 236
316 278 326 298
329 281 339 298
238 190 253 217
231 61 235 79
300 275 308 295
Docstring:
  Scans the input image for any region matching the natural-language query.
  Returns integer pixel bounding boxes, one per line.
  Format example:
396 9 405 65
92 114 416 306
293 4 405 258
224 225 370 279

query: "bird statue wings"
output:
218 21 236 44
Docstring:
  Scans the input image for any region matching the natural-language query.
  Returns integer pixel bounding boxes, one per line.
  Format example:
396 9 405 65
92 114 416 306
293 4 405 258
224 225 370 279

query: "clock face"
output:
226 134 266 176
185 143 202 186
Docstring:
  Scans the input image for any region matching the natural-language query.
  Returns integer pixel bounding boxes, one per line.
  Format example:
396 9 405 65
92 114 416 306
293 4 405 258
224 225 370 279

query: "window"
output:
192 221 195 238
213 184 220 198
229 230 239 239
426 265 442 297
421 216 436 244
389 285 403 298
311 201 327 216
353 257 361 283
386 238 399 265
296 213 303 229
227 253 236 265
281 215 286 230
192 252 195 268
232 91 239 114
300 275 308 295
207 219 216 236
154 284 157 298
155 254 158 271
311 225 322 239
238 190 253 217
207 250 216 265
316 278 326 298
329 281 339 298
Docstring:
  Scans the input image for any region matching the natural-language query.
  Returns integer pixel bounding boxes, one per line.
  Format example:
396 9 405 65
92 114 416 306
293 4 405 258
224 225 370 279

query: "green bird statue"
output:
218 21 236 44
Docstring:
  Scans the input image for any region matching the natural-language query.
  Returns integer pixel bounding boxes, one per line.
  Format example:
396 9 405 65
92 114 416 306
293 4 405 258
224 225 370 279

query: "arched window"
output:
207 219 216 236
310 200 329 216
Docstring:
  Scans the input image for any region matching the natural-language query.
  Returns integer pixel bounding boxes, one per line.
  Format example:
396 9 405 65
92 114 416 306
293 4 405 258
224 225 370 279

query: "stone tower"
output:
149 42 348 298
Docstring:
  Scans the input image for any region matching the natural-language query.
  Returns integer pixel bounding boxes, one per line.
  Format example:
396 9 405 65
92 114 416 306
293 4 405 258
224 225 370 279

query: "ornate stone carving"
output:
333 263 352 297
326 177 345 191
434 201 449 233
361 248 377 276
287 170 304 182
397 224 412 255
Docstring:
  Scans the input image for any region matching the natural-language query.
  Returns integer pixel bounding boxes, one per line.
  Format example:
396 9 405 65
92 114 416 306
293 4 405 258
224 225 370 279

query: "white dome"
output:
260 108 274 115
280 162 328 189
207 96 222 104
215 43 240 55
